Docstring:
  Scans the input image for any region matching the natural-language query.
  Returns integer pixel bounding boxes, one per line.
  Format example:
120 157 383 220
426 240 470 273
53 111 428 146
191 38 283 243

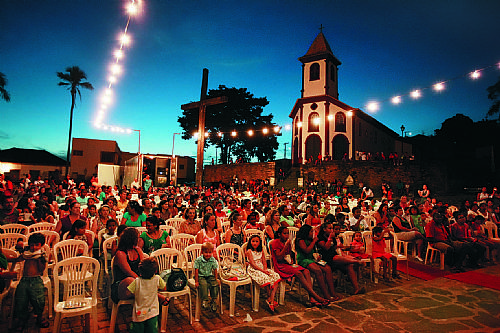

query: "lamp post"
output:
133 129 141 154
132 129 141 187
172 133 180 158
400 125 405 137
284 142 288 159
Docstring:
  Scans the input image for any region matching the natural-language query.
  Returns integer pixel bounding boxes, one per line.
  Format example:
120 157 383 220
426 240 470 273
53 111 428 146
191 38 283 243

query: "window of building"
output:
308 112 320 132
100 151 115 163
335 112 346 132
72 150 83 156
309 63 320 81
179 164 185 170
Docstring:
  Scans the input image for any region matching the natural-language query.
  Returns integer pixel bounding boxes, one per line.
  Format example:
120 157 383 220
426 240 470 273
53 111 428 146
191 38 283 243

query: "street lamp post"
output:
400 125 405 137
172 133 180 158
133 129 141 154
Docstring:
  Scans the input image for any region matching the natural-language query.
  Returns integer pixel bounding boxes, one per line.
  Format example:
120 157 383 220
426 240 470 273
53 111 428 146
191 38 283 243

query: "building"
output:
0 148 65 182
290 32 409 164
71 138 195 186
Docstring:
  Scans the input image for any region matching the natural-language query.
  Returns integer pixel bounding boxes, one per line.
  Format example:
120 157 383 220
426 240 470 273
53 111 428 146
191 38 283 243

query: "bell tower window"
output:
310 63 320 81
308 112 320 132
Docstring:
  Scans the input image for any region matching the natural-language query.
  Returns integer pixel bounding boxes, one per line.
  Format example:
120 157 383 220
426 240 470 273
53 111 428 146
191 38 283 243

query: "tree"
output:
178 85 279 164
57 66 94 176
0 72 11 102
487 76 500 119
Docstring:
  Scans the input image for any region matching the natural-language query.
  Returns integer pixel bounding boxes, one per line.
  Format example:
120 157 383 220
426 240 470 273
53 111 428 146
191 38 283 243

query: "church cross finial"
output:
319 24 324 33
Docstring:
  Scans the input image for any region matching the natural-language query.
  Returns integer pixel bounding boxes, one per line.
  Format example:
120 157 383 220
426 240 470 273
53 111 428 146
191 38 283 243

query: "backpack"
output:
160 268 187 292
219 256 249 280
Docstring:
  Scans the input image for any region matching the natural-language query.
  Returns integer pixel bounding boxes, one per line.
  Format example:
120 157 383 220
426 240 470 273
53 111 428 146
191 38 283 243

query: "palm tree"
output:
0 72 11 102
57 66 94 176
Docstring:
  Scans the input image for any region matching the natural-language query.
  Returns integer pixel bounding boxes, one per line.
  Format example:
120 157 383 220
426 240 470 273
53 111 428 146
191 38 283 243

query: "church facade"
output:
290 32 408 164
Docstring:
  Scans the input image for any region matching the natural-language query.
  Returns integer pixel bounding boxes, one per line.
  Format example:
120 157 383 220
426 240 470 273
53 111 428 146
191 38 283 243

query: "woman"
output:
201 204 222 233
304 203 321 228
408 206 425 235
317 222 365 295
111 228 147 302
338 197 351 214
264 209 281 244
225 211 246 246
391 205 424 261
174 195 185 212
138 215 171 255
179 206 202 236
373 203 389 227
240 199 253 221
32 202 55 224
270 226 328 306
55 201 87 237
121 200 147 227
92 204 111 235
278 204 299 228
158 199 171 221
295 225 339 302
418 185 430 204
196 213 220 252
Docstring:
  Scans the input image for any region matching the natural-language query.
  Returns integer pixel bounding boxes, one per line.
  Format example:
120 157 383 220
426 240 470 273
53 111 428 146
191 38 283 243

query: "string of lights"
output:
93 0 142 129
365 61 500 112
90 2 498 140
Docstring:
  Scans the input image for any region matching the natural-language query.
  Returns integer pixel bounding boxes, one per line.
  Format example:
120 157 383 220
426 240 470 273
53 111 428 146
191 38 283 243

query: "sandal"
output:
310 299 323 308
37 318 50 328
321 299 331 306
266 299 275 312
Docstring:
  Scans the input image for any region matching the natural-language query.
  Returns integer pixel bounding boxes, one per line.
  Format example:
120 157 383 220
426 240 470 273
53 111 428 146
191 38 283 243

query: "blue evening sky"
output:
1 0 499 164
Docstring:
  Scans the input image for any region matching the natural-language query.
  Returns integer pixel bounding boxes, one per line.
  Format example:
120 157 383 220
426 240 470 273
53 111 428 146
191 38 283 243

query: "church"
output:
290 32 409 164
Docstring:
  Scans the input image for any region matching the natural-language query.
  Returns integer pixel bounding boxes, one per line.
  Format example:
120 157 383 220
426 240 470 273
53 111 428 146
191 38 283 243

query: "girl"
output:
349 231 371 260
270 226 328 307
295 224 339 302
67 219 93 251
246 235 281 311
244 212 264 231
264 209 281 244
317 223 364 295
196 213 220 254
304 204 321 229
371 226 399 281
225 211 246 246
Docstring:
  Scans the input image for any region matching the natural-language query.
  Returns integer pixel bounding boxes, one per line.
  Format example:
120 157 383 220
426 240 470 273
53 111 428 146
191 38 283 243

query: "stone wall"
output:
203 160 447 194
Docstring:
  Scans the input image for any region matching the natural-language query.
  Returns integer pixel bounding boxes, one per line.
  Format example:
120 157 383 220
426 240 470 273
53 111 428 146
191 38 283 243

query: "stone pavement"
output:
1 264 499 332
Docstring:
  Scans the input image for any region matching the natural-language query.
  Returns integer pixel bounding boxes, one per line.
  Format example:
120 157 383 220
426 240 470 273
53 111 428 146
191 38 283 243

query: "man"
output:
450 211 485 267
0 196 19 225
131 178 140 190
0 173 14 197
116 189 129 211
349 207 368 231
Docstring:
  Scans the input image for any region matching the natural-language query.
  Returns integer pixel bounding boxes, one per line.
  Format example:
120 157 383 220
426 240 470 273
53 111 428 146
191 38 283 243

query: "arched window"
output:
335 112 346 132
310 63 320 81
308 112 320 132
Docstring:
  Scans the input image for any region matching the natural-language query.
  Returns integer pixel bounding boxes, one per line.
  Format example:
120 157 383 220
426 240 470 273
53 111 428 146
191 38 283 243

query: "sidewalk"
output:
1 264 499 332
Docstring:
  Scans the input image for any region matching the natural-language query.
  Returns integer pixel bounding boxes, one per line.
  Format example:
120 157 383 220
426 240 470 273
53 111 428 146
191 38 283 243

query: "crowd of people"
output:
1 172 499 332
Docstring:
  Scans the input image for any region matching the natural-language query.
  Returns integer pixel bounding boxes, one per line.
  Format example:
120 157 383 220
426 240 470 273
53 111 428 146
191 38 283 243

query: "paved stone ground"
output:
1 263 499 332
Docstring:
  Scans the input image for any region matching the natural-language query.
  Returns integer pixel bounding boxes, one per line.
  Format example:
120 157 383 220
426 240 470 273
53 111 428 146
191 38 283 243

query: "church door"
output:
305 134 322 163
332 134 349 160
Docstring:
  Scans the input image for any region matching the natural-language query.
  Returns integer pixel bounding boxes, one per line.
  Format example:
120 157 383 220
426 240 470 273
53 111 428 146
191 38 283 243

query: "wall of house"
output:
71 138 121 179
0 162 64 182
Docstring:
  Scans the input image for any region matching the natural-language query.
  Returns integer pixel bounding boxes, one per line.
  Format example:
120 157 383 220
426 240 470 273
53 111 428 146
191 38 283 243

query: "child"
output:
245 235 281 311
68 219 93 251
371 226 400 281
12 232 49 331
127 257 167 333
349 231 371 260
194 242 219 312
244 211 264 231
100 219 118 258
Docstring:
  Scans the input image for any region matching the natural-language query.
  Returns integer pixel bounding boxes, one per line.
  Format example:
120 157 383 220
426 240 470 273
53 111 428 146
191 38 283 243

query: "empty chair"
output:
0 224 28 235
53 257 100 333
28 222 55 233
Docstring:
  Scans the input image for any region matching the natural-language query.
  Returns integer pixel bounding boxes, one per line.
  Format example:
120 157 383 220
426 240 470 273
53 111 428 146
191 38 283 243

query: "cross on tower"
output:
181 68 227 186
319 24 324 33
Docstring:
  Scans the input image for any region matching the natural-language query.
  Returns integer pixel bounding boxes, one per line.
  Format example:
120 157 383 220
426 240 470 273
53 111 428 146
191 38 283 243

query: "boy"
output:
12 232 49 330
127 257 167 333
194 242 219 312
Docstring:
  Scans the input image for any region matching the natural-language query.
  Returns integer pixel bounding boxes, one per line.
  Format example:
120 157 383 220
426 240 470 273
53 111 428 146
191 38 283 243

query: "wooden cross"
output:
319 24 324 33
181 68 227 186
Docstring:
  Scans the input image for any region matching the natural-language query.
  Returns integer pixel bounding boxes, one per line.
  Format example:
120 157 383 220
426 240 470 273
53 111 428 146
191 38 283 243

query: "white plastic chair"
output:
288 227 299 241
159 225 176 237
184 244 222 321
53 239 89 265
28 222 55 233
425 243 445 270
53 257 100 333
484 221 500 241
166 217 185 231
108 256 134 333
389 231 409 280
0 233 27 250
0 223 28 235
216 243 253 317
151 248 193 332
170 234 196 257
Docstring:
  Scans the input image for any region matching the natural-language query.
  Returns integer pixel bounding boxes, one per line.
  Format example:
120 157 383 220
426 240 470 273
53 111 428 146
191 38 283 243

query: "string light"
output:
433 82 445 92
366 101 379 112
410 89 421 99
231 131 237 137
262 128 268 134
470 70 481 79
391 96 402 105
247 129 254 136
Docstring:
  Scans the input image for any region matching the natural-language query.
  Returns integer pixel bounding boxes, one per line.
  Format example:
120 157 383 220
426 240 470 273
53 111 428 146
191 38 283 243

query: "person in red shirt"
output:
425 212 471 272
450 211 485 267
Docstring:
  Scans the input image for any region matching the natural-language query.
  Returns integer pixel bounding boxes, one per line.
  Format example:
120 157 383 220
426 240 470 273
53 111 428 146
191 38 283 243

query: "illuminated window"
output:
335 112 346 132
308 112 320 132
310 63 320 81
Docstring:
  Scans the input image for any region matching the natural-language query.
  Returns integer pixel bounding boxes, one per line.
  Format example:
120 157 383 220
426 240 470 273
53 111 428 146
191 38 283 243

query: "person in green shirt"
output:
138 216 171 255
121 200 147 227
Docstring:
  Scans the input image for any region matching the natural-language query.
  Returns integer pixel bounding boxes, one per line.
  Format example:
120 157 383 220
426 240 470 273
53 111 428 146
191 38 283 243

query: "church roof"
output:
299 32 341 66
0 148 66 166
